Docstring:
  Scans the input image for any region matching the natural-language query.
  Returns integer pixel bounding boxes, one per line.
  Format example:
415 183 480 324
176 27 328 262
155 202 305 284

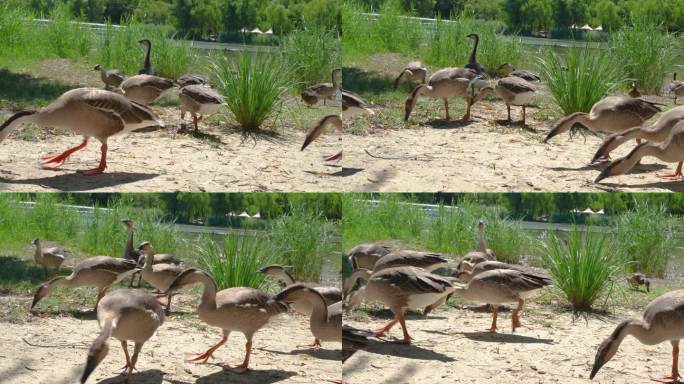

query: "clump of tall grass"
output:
342 194 426 249
41 3 92 60
196 231 273 290
211 51 292 132
538 46 620 114
541 228 623 311
270 205 336 281
424 16 521 74
610 21 675 95
612 202 676 277
281 26 340 90
422 200 528 263
95 18 192 79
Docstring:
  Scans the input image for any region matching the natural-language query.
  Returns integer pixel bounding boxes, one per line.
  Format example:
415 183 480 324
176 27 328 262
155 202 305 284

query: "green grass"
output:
612 201 677 277
211 51 292 132
541 227 624 311
609 21 676 95
281 25 340 91
538 45 620 115
196 231 274 290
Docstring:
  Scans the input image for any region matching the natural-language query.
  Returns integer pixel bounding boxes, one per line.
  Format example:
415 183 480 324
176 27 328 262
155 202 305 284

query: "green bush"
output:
211 51 292 132
281 25 340 90
612 202 677 277
538 45 620 114
541 227 623 311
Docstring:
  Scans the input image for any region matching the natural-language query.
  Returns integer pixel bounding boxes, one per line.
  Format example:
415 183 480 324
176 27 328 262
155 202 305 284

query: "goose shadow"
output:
96 369 165 384
548 163 667 173
258 347 341 361
1 171 159 191
342 67 396 95
176 125 225 144
195 368 297 384
458 331 554 344
596 180 684 192
362 337 455 362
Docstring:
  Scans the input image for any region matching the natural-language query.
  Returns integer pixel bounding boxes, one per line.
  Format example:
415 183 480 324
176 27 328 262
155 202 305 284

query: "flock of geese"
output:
28 219 342 384
343 221 684 383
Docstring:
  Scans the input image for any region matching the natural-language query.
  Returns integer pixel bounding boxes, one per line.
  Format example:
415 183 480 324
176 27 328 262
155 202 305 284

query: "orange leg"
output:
193 114 199 132
443 98 450 120
657 162 684 180
506 104 511 122
522 106 526 125
226 340 252 373
78 142 108 175
396 312 413 344
461 98 471 121
486 305 499 333
651 342 680 383
373 318 398 337
297 338 321 349
41 137 89 169
186 335 228 364
511 299 524 332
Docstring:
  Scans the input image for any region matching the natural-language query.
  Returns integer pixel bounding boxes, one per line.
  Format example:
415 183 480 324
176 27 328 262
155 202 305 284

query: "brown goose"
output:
257 264 342 316
301 69 342 106
94 64 126 90
167 268 287 372
301 114 342 152
628 81 641 98
474 76 535 124
138 242 184 315
669 73 684 104
456 221 496 273
81 289 164 384
31 256 138 312
347 243 393 270
346 266 454 344
373 250 449 272
342 91 374 117
595 121 684 182
591 105 684 172
455 260 525 283
393 61 428 90
451 269 552 332
0 88 162 174
120 74 176 105
497 63 541 82
274 283 341 348
590 290 684 382
544 96 661 143
404 67 483 122
627 273 650 292
175 74 208 88
179 84 225 133
32 238 66 278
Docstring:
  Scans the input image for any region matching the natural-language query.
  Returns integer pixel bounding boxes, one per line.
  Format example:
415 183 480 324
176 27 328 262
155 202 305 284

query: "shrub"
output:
281 25 340 90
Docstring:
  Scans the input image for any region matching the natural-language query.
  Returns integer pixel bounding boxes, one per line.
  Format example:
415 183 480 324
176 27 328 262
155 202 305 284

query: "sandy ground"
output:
344 303 674 384
0 294 340 384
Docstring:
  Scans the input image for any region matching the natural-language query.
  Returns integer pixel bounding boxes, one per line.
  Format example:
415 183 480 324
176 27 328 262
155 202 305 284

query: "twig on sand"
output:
22 337 88 349
364 149 441 161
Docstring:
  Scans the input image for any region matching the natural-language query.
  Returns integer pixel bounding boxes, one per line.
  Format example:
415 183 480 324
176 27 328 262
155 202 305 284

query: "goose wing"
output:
181 85 224 104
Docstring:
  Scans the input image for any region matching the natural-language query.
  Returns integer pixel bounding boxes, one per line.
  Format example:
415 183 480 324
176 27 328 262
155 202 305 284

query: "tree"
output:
463 0 505 21
593 0 622 32
553 0 591 29
133 0 173 25
434 0 466 18
521 0 553 32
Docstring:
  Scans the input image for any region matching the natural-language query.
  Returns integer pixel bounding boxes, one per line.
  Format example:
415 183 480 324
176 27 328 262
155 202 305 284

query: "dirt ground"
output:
343 303 673 384
0 294 340 384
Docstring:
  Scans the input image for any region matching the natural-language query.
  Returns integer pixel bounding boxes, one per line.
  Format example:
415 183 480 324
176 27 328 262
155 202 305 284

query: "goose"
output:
342 90 374 117
474 76 535 125
591 105 684 172
257 264 342 316
347 243 393 270
32 238 66 278
122 220 182 266
669 73 684 104
274 283 342 348
120 74 176 105
93 64 126 90
301 69 342 106
465 33 487 77
627 273 650 292
457 221 496 273
544 96 661 143
451 269 552 332
80 289 164 384
404 67 483 122
346 266 454 344
0 88 163 175
138 39 156 76
122 219 144 289
393 61 428 90
595 121 684 182
629 81 641 98
454 260 525 283
179 84 225 133
166 268 287 372
497 63 540 82
175 74 208 88
31 256 138 312
590 290 684 382
301 114 342 153
138 242 184 315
